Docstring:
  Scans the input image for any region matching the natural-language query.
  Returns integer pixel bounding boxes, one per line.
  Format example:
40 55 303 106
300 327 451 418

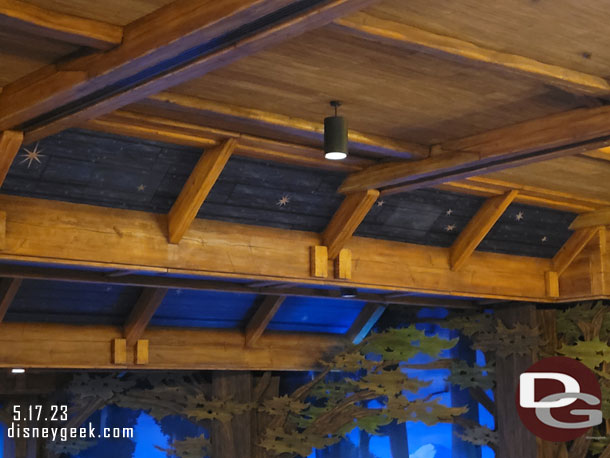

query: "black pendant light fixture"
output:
324 100 348 160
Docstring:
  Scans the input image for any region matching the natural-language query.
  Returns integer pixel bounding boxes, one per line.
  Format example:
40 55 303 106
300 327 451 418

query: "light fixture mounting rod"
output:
330 100 342 116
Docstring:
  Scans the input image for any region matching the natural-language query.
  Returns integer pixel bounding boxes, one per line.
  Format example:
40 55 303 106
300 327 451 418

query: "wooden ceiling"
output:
2 0 610 374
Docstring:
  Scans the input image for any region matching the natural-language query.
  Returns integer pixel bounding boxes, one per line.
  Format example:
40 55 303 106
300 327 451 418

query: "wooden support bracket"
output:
334 248 352 279
310 245 328 278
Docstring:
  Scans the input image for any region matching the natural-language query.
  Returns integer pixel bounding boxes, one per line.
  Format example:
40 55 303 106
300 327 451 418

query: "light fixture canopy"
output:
340 287 357 298
324 101 348 160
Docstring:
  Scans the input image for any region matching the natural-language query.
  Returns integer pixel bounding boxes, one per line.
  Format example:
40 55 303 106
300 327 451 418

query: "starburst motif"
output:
377 200 385 207
515 211 524 221
445 224 456 232
446 209 453 216
19 143 45 168
276 195 290 207
541 236 548 243
137 184 146 192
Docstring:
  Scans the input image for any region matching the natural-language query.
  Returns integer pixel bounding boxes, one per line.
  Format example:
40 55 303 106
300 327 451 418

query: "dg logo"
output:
516 356 603 441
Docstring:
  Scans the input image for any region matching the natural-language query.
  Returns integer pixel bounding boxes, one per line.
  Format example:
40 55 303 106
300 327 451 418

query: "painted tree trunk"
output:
495 305 537 458
387 420 409 458
451 333 482 458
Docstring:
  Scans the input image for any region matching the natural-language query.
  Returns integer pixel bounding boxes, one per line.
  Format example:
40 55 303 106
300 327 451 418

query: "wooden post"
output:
212 372 253 458
495 305 537 458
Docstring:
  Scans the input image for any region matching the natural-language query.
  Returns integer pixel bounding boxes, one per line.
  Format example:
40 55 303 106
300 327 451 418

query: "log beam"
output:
146 92 428 159
245 295 285 347
0 322 346 371
570 207 610 230
0 194 577 302
340 105 610 195
322 189 379 259
124 288 169 345
2 0 376 142
345 303 385 344
552 226 601 277
0 278 22 322
450 190 518 270
334 12 610 96
168 138 236 243
0 0 123 49
0 130 23 187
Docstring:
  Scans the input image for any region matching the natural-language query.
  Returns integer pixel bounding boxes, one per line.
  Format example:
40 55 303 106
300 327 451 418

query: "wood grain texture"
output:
168 138 236 243
344 104 610 195
0 0 123 49
0 130 23 187
85 110 373 172
570 207 610 230
322 189 379 259
553 227 600 276
124 287 168 345
345 302 385 344
0 322 346 370
0 195 559 301
148 91 428 159
0 277 21 322
310 245 328 278
334 11 610 96
450 190 518 270
20 0 377 142
245 295 285 347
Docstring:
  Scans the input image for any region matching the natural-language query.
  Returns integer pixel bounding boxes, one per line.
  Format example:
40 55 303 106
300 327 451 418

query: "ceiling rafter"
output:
145 91 429 159
0 0 123 49
0 278 22 323
85 110 373 172
450 190 518 271
0 130 23 187
552 227 601 276
0 0 378 142
168 138 237 243
124 287 169 345
322 189 379 260
339 104 610 195
345 302 385 344
570 207 610 230
333 12 610 97
244 295 285 347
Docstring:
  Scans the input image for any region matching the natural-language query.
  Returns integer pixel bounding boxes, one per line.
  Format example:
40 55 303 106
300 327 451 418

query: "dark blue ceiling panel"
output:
5 280 139 325
150 289 258 328
267 296 364 334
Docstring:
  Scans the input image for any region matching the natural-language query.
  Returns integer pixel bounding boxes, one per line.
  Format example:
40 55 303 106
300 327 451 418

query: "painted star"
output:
137 184 146 192
446 209 453 216
445 224 456 232
541 236 548 243
515 211 524 221
19 143 45 168
377 200 385 207
276 195 290 207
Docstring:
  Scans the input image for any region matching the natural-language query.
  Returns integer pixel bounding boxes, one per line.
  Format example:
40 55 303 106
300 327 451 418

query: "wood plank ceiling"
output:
0 0 610 370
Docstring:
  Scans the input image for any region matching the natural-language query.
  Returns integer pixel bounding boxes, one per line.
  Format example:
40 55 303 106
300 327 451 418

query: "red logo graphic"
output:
516 356 602 441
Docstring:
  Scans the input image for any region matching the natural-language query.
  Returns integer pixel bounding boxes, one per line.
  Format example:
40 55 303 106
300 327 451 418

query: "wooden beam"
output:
124 288 168 345
0 195 557 302
146 92 428 159
334 12 610 96
0 278 22 322
85 110 374 172
0 263 479 309
168 138 236 243
340 104 610 194
570 207 610 230
0 0 123 49
0 322 346 370
2 0 376 142
0 130 23 187
322 189 380 259
345 303 385 344
450 190 518 270
441 176 609 214
552 227 600 276
245 295 285 347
